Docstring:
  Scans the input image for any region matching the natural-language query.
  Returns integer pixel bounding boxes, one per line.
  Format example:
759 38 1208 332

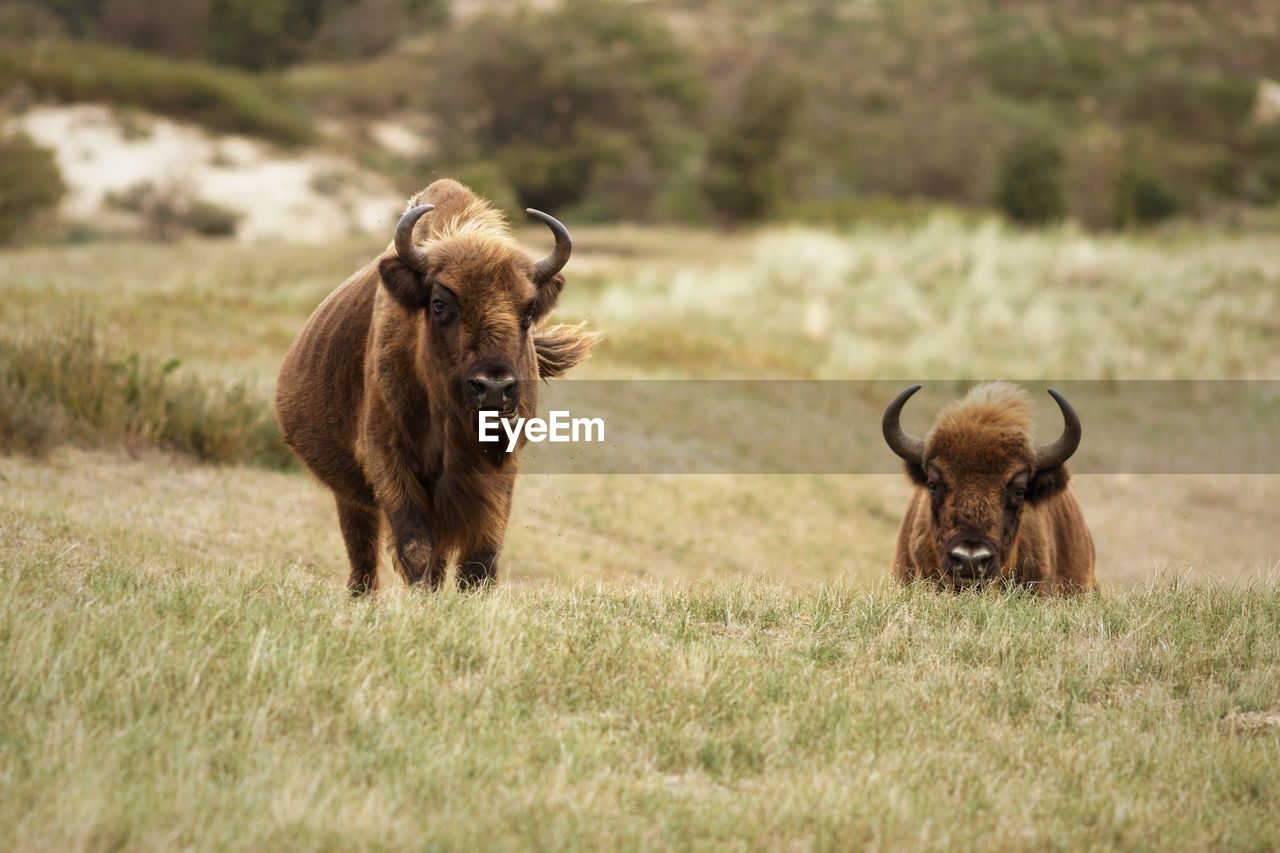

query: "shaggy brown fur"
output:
892 383 1096 594
275 179 596 593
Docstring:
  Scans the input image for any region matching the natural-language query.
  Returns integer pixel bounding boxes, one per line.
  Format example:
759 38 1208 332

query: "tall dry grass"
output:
0 322 293 468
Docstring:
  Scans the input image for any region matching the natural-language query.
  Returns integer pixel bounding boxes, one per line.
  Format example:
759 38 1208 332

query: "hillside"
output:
3 0 1279 238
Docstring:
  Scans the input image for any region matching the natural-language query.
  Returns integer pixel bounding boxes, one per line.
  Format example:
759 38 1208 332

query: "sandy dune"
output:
11 104 404 242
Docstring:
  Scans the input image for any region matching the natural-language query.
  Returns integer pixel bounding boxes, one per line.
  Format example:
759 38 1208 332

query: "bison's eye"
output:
927 481 939 495
1014 487 1027 500
431 298 446 316
521 311 534 330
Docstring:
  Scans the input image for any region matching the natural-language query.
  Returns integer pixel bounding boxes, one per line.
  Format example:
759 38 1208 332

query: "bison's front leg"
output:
457 491 509 591
336 498 380 596
457 543 500 591
386 505 446 590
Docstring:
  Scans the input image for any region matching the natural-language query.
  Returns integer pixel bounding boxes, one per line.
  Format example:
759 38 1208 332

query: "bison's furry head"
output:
883 382 1079 585
376 180 593 426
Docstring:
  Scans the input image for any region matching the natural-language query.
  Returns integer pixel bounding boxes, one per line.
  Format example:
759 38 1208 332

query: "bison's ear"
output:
530 272 566 322
904 459 928 487
1027 466 1070 504
378 257 431 310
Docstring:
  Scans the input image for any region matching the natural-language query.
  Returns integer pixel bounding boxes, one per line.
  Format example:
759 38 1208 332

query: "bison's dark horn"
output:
393 203 434 271
1034 389 1082 471
882 384 925 466
526 208 572 285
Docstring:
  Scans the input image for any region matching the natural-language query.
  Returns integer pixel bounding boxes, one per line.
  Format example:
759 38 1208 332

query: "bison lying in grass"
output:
276 179 595 594
882 382 1095 594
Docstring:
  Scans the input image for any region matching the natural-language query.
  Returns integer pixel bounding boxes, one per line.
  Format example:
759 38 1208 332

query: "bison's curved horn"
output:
526 208 572 285
1034 389 1082 471
882 384 925 466
394 204 434 271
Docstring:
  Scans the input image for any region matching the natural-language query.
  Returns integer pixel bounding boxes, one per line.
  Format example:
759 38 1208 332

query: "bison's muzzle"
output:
944 535 998 580
464 362 519 413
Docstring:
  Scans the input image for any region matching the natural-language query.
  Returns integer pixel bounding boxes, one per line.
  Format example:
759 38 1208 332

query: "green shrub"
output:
431 0 704 215
0 323 294 469
105 179 241 239
0 130 65 243
702 62 804 224
995 135 1066 225
1113 165 1181 228
0 41 313 144
182 199 241 237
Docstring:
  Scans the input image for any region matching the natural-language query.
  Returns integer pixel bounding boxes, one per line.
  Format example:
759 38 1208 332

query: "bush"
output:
1113 165 1180 228
0 130 65 243
181 199 241 237
0 323 294 468
0 41 314 144
702 62 804 224
431 0 704 215
105 179 241 239
995 135 1066 225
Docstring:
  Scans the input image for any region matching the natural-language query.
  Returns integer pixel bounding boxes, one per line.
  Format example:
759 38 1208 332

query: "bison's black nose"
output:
465 368 518 410
947 540 995 579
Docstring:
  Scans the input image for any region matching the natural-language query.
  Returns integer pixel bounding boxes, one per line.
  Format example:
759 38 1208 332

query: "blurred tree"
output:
995 135 1066 225
0 131 65 243
702 61 803 224
431 0 704 215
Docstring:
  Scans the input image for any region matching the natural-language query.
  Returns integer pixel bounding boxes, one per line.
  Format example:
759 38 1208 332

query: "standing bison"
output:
881 382 1095 594
276 180 595 593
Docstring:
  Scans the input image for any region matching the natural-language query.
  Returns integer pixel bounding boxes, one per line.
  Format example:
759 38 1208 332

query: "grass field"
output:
2 217 1279 847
